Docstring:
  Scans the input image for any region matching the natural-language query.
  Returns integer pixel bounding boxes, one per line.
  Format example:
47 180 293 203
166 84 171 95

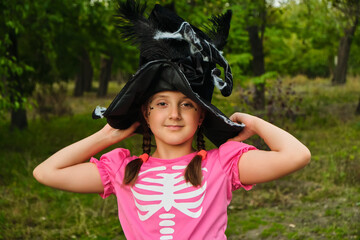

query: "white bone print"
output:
131 165 208 239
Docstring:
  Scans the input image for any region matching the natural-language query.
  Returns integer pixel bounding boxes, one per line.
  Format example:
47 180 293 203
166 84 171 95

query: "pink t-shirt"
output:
91 141 256 240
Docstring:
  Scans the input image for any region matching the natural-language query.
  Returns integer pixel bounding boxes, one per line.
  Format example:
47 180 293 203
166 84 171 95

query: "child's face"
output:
143 91 205 147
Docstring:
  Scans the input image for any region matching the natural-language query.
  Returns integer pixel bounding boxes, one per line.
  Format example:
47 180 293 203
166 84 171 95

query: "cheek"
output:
186 112 202 124
147 110 165 124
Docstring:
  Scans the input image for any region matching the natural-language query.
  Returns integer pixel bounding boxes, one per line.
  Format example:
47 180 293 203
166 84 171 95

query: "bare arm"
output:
229 113 311 185
33 122 140 193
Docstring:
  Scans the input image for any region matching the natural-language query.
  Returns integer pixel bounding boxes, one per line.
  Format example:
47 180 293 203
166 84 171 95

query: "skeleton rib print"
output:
131 165 208 239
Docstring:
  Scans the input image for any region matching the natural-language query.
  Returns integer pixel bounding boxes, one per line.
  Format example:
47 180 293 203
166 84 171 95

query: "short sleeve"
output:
218 141 257 191
90 148 131 199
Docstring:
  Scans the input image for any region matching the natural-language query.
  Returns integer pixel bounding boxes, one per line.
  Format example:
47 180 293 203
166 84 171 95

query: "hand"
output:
228 112 258 142
100 122 140 144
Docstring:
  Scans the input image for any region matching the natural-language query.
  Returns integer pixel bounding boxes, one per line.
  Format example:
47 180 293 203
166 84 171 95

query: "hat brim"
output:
101 60 244 147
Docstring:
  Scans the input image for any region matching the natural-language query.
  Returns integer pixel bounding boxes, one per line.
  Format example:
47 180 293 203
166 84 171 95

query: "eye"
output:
181 102 194 109
156 102 168 107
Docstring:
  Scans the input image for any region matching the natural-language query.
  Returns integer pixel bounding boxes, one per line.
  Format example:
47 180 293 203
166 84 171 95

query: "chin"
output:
157 137 194 147
166 140 190 146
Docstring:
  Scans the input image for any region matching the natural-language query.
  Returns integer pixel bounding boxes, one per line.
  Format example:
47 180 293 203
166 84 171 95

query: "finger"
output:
129 121 141 131
228 135 245 142
229 113 241 122
123 122 140 135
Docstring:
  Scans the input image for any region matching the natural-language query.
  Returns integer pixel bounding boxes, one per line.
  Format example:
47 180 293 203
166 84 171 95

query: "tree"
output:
97 55 113 97
248 21 266 110
332 0 360 85
263 0 339 78
74 49 93 96
69 1 98 97
230 0 273 110
0 0 112 126
0 0 37 128
356 95 360 115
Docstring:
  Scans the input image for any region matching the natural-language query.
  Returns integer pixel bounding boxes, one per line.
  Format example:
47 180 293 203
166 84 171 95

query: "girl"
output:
33 1 310 239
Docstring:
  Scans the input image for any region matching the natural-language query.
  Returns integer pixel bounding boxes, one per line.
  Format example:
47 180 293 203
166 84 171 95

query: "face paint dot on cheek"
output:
148 106 154 116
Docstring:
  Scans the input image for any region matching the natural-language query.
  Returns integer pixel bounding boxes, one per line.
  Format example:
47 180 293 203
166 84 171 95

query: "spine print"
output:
159 213 175 239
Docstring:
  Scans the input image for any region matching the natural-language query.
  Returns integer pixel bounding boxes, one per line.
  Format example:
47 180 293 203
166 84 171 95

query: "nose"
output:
169 105 181 120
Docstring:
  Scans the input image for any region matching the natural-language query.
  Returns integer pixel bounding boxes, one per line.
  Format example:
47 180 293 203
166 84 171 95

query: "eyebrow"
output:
153 95 170 99
151 95 191 101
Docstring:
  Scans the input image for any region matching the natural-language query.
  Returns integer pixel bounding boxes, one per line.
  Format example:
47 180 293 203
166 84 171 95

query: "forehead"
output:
150 91 190 100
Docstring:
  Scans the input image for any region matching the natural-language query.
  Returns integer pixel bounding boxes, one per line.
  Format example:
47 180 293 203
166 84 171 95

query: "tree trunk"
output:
8 28 28 129
74 49 93 96
74 70 84 97
84 50 93 92
356 95 360 115
332 17 358 85
247 25 266 110
97 55 113 97
11 108 28 129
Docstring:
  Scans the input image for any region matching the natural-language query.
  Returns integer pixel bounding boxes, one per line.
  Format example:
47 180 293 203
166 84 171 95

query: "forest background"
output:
0 0 359 239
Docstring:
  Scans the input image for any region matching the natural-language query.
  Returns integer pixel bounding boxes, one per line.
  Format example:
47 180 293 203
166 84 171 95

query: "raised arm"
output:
229 113 311 185
33 122 140 193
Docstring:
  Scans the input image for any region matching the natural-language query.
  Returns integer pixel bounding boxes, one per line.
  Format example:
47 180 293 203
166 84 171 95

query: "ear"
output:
141 104 149 122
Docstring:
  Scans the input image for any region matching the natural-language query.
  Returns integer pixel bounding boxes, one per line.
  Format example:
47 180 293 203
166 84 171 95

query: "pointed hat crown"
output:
115 0 234 100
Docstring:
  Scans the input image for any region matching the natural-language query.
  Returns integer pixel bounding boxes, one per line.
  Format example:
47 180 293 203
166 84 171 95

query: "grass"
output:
1 76 359 239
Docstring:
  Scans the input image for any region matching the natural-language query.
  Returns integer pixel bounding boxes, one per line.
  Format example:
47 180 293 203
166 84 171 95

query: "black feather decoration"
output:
113 0 233 97
203 10 232 50
114 0 192 63
114 0 149 41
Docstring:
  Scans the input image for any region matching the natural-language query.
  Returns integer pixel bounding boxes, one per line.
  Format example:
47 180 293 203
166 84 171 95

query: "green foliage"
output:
348 28 360 74
0 0 34 117
225 3 253 80
250 71 277 85
264 0 340 78
2 0 360 124
0 0 140 119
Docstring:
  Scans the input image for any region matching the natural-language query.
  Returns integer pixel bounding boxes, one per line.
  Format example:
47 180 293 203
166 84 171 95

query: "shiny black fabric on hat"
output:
92 0 244 147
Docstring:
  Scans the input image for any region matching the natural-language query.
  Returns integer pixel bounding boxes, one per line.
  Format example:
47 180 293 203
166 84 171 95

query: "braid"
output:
123 122 152 185
197 126 205 151
142 123 152 154
185 126 206 187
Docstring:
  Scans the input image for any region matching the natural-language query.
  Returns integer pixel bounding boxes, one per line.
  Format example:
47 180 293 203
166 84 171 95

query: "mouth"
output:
165 125 184 130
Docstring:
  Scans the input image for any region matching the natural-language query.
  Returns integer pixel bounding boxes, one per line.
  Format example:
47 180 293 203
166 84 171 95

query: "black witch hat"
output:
93 0 244 147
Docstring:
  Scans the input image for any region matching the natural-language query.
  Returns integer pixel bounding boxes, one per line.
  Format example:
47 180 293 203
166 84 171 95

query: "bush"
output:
33 83 72 119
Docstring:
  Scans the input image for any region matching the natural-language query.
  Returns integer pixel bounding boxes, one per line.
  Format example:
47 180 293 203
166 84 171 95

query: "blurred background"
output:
0 0 359 239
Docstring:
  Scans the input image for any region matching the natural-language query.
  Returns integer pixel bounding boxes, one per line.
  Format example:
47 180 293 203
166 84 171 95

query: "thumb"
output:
129 121 141 131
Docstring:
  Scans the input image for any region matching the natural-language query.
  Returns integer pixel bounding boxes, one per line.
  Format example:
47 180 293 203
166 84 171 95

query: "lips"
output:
165 125 184 130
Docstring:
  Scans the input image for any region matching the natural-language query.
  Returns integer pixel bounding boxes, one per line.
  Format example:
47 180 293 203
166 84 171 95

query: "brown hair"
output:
123 121 152 185
184 126 205 187
123 124 206 187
